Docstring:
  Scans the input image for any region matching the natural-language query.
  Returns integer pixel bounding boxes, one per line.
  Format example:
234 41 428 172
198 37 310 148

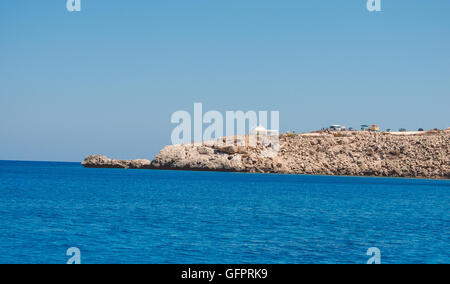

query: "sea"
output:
0 160 448 264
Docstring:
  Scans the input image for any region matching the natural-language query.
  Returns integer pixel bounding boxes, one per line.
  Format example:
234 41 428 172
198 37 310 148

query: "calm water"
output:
0 160 448 264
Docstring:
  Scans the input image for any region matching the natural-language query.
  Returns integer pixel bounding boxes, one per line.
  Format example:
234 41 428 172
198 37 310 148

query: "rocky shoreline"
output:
82 129 450 179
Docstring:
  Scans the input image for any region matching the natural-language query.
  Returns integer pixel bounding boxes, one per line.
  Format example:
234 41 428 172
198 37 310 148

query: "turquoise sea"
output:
0 160 448 264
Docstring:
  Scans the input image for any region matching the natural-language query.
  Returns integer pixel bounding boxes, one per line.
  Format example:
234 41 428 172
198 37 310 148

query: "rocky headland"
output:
82 128 450 179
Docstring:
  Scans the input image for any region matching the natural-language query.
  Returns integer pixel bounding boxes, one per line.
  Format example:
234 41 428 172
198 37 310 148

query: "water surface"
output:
0 161 448 264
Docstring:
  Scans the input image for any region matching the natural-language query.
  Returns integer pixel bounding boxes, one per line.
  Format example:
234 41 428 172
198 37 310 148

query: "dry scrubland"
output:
83 128 450 179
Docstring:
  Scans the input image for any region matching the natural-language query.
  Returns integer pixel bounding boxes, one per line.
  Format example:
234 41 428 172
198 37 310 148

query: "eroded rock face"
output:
82 155 152 169
150 145 245 172
275 131 450 179
83 130 450 179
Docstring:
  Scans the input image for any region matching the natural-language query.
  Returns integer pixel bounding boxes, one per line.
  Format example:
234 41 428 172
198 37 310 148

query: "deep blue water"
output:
0 160 448 264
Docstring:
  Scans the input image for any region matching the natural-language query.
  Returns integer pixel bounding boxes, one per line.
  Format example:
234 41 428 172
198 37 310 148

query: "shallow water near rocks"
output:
0 160 448 264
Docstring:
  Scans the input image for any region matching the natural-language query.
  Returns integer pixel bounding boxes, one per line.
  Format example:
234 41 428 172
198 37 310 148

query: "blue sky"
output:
1 1 449 162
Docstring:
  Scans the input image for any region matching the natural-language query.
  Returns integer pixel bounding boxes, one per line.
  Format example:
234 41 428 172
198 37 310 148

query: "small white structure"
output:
250 126 280 157
329 125 346 131
250 126 279 136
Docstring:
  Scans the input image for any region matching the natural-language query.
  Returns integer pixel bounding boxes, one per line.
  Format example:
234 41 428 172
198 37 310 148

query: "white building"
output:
329 125 346 131
250 126 279 136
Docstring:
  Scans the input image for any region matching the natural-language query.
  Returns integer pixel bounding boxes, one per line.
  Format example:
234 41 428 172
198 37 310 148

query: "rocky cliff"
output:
83 129 450 179
82 155 152 169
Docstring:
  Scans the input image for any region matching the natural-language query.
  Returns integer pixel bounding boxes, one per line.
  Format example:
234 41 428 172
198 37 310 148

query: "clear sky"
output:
1 1 449 162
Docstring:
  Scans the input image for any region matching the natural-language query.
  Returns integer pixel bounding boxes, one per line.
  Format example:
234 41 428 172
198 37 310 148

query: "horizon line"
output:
0 159 80 163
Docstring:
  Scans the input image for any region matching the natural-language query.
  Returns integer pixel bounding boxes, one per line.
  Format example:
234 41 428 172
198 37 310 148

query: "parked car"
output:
399 128 407 132
418 128 424 131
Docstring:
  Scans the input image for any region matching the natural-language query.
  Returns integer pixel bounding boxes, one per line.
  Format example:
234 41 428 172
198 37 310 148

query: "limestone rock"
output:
82 155 152 169
83 131 450 179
